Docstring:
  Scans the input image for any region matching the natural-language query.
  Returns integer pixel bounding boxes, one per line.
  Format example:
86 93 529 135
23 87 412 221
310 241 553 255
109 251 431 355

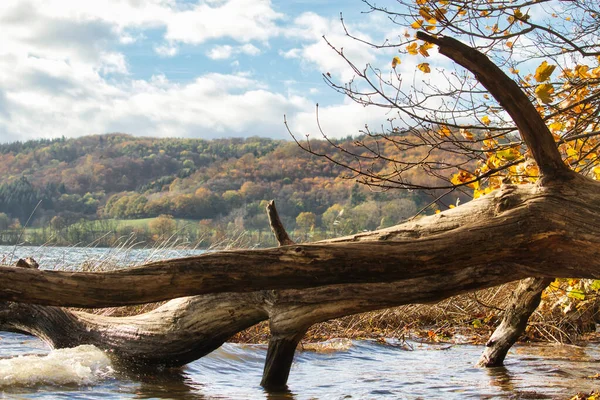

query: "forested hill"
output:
0 134 454 243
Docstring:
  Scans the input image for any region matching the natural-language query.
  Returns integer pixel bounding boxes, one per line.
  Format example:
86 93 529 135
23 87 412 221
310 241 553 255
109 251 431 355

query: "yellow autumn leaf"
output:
481 115 491 125
451 170 477 188
418 63 431 73
392 56 401 69
419 7 436 23
406 42 418 55
424 25 436 31
509 9 529 22
534 61 556 82
506 41 513 49
513 9 523 20
416 0 427 4
574 64 590 79
496 148 521 161
535 83 555 104
434 8 447 21
473 187 493 199
566 147 579 159
419 42 434 57
549 121 563 132
460 129 474 140
438 125 452 137
411 19 424 29
509 67 519 74
458 8 467 16
593 166 600 180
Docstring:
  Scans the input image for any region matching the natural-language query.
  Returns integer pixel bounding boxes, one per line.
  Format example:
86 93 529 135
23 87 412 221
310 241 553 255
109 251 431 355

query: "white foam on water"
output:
0 345 113 387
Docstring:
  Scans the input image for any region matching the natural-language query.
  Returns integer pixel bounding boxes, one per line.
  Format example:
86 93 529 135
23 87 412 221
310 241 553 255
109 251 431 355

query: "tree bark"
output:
261 328 307 389
0 293 269 367
476 277 553 367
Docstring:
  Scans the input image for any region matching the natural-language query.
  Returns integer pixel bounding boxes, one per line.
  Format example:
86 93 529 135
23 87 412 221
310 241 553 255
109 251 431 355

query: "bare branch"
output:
416 31 572 181
266 200 295 246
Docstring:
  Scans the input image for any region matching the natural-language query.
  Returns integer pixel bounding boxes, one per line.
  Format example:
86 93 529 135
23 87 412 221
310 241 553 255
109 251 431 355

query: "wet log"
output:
0 294 268 366
261 329 307 389
477 277 553 367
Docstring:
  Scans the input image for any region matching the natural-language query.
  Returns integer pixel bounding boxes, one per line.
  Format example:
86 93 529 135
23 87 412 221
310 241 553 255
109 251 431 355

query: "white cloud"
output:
207 43 262 60
279 48 301 59
3 68 311 140
239 44 261 56
165 0 283 44
99 52 129 74
207 45 234 60
0 0 397 143
154 43 179 57
0 0 294 142
1 0 282 46
282 12 377 81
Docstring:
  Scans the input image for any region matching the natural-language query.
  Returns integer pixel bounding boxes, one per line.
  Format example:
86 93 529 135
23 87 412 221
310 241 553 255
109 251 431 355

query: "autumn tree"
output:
292 0 599 204
287 0 600 369
148 214 176 239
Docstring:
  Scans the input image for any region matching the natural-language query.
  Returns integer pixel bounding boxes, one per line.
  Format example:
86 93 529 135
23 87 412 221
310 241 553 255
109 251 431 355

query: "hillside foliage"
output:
0 133 465 246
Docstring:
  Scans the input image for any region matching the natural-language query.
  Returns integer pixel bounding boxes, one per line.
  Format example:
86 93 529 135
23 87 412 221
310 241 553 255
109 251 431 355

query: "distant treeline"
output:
0 134 465 247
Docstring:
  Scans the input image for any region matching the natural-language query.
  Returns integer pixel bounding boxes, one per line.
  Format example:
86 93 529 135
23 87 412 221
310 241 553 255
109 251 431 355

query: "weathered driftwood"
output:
0 33 598 389
476 277 552 367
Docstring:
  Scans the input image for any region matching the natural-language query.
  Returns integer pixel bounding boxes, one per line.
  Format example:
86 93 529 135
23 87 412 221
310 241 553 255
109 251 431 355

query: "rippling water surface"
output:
1 246 599 398
1 334 600 399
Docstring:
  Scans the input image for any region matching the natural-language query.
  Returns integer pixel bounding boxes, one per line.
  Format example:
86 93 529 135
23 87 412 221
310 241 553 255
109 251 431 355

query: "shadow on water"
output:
114 361 299 400
485 366 554 399
116 367 207 400
264 386 297 400
486 366 517 393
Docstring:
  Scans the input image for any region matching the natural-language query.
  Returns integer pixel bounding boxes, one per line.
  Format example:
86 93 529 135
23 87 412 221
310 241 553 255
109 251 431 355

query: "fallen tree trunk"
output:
0 179 599 308
0 32 599 390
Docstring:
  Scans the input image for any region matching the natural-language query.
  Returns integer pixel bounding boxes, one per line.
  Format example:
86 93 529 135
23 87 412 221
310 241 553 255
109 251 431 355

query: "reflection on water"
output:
1 333 599 399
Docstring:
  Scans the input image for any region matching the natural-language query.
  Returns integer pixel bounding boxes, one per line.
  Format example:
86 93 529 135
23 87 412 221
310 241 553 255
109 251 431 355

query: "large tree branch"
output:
0 178 598 308
416 31 572 181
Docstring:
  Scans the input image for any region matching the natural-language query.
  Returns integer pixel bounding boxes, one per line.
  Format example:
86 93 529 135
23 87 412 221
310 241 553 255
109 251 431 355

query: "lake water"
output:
0 245 599 399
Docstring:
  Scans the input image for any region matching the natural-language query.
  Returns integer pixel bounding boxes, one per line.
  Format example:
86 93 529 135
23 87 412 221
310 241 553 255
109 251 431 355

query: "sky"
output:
0 0 425 143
